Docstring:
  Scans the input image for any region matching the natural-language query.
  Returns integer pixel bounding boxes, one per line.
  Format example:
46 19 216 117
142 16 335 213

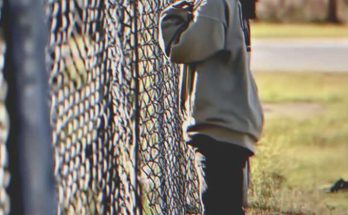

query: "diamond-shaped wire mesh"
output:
0 0 10 211
47 0 139 213
0 75 9 215
135 0 202 214
47 0 201 214
0 5 10 212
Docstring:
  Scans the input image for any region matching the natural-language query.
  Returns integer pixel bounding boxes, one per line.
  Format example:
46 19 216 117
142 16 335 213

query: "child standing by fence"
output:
159 0 263 214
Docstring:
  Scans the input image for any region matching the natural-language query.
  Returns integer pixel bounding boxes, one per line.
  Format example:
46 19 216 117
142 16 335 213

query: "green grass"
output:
249 72 348 215
251 22 348 39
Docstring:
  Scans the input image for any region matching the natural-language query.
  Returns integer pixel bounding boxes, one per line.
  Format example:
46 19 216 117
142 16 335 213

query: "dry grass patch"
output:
263 102 324 120
249 72 348 215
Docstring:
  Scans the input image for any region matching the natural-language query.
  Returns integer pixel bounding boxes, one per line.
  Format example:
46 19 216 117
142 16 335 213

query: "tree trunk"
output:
327 0 340 23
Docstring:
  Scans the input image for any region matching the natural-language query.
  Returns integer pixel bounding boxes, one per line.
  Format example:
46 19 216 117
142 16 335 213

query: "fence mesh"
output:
135 1 201 214
0 0 10 212
47 0 201 214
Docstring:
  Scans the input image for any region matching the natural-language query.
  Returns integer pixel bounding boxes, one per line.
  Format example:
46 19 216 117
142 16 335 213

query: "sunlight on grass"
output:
249 72 348 215
254 72 348 103
251 22 348 39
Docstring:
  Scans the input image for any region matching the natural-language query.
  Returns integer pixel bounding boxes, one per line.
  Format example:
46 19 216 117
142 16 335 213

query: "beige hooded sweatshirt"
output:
158 0 263 153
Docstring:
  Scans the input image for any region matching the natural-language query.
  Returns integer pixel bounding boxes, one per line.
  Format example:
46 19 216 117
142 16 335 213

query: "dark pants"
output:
188 135 252 215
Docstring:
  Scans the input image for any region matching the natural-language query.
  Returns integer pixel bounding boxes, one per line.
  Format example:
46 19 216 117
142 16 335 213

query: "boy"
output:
159 0 263 214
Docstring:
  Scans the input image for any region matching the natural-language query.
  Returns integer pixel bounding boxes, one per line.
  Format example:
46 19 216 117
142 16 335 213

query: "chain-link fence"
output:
0 57 9 215
0 0 201 214
135 1 201 214
0 0 10 213
47 0 201 214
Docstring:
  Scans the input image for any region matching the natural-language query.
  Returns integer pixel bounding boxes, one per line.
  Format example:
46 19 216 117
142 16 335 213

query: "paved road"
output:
251 39 348 72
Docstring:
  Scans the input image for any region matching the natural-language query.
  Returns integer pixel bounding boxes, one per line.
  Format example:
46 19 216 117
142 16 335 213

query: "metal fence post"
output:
3 0 56 214
132 0 143 213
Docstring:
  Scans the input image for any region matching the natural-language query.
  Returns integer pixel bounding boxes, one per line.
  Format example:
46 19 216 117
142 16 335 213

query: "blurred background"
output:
248 0 348 214
257 0 348 23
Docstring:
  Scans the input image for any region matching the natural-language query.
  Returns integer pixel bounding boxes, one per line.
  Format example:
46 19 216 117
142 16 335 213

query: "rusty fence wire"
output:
47 0 201 214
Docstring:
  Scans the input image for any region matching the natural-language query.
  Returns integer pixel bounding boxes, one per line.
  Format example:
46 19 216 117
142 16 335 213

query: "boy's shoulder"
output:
194 0 228 19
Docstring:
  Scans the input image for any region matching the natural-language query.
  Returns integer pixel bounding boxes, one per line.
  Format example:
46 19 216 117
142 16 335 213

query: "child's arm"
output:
159 0 227 64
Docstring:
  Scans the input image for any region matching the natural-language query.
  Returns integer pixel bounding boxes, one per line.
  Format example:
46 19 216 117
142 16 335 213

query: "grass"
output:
251 22 348 39
248 72 348 215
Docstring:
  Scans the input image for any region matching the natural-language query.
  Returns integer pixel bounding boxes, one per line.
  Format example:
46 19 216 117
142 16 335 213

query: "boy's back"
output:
159 0 263 153
159 0 263 213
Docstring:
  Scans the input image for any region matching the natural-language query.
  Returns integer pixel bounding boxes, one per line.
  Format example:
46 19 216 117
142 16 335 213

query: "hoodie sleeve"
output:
159 0 227 64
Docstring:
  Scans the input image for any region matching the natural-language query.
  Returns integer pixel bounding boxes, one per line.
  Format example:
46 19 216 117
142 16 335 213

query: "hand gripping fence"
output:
46 0 202 214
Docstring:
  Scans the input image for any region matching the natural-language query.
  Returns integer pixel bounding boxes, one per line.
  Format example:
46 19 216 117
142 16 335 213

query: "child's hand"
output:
162 1 194 24
161 1 195 31
172 1 194 12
